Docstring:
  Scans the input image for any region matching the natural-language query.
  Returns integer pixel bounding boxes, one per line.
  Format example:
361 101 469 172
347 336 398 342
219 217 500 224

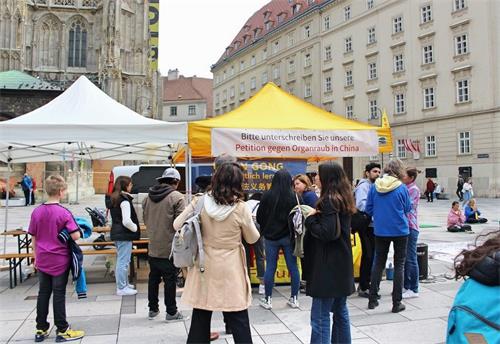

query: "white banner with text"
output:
211 128 379 158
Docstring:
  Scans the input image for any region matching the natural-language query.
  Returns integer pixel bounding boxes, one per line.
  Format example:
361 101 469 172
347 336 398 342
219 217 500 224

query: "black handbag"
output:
351 210 371 234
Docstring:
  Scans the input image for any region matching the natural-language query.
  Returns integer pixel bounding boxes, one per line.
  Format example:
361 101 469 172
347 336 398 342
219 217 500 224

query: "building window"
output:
368 62 377 80
304 25 311 38
324 16 331 30
425 135 436 157
222 90 227 101
273 65 280 79
394 93 405 114
369 99 378 119
215 94 220 104
455 34 468 55
229 86 235 98
251 77 257 90
262 48 268 60
456 79 470 103
170 106 177 116
345 70 353 86
344 6 351 21
250 55 256 66
423 87 435 109
215 75 220 84
240 82 246 95
68 19 87 67
262 71 268 84
288 32 295 46
188 105 196 116
304 82 312 97
422 44 434 64
367 0 374 9
344 37 352 53
397 139 407 159
288 59 295 73
346 104 354 119
393 54 405 72
325 76 332 92
304 53 311 67
324 45 332 60
273 40 279 54
421 5 432 24
458 131 471 154
393 16 403 34
292 3 301 14
367 27 376 44
453 0 466 12
240 60 245 71
265 21 272 31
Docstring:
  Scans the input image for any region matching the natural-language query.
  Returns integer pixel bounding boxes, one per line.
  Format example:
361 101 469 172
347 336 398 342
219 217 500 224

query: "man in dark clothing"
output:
143 168 186 322
456 175 464 201
353 163 381 298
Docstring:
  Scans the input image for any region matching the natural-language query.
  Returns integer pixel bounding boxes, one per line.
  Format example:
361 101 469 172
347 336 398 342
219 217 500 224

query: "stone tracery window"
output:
39 16 61 68
68 19 87 67
53 0 75 6
81 0 97 7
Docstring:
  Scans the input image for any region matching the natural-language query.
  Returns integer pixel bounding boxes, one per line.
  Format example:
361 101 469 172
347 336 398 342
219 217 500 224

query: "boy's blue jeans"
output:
404 229 419 293
75 267 87 297
310 297 351 344
264 236 300 298
115 241 132 290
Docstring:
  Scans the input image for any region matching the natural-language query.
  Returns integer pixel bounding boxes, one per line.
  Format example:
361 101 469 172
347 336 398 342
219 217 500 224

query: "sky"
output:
159 0 270 79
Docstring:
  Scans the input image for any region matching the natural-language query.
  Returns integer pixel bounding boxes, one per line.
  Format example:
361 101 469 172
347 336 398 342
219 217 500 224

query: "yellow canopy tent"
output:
183 82 392 160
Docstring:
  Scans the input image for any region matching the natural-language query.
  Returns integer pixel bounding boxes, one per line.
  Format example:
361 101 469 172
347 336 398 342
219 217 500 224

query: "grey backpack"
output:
171 195 206 273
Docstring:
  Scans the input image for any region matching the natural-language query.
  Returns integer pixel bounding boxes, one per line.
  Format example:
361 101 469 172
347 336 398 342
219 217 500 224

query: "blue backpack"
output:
447 278 500 343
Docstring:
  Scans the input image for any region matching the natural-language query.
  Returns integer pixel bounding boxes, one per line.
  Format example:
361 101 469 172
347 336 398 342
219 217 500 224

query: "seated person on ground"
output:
464 199 488 224
447 201 472 232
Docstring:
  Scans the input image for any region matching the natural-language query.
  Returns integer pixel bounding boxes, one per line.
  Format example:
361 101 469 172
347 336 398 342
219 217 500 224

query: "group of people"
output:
27 154 497 344
447 176 488 232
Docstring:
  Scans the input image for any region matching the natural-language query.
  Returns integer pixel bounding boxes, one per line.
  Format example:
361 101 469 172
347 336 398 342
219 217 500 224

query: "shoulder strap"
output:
193 218 205 273
193 194 205 215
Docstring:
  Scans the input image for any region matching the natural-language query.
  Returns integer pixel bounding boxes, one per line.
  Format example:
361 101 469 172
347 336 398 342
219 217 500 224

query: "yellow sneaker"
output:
34 329 49 342
55 328 84 342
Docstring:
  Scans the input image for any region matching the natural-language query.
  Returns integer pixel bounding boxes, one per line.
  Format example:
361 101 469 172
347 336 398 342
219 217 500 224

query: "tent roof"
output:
0 70 61 91
0 76 187 162
188 82 390 158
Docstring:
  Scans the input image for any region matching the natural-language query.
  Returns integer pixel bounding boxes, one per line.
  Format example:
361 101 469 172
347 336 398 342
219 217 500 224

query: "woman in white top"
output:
462 178 474 207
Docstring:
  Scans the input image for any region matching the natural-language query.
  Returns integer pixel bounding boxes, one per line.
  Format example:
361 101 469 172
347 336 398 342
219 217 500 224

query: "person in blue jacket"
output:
20 173 33 206
365 159 412 313
447 231 499 343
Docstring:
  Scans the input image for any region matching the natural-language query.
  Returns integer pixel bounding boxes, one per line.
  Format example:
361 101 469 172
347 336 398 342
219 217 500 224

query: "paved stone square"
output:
1 196 498 343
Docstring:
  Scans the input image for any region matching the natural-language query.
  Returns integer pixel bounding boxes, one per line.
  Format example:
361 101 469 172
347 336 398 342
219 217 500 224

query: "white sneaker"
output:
127 284 135 289
258 284 265 295
117 287 138 296
402 290 419 299
259 296 272 310
287 296 299 309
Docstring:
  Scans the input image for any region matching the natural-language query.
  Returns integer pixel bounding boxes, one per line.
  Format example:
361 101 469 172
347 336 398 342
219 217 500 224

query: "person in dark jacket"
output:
425 178 435 202
20 173 33 206
143 168 186 322
304 162 356 344
109 176 140 296
257 169 299 310
447 231 500 343
365 159 412 313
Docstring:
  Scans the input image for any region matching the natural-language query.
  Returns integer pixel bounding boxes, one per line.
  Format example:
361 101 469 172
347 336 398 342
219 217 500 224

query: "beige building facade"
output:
212 0 500 197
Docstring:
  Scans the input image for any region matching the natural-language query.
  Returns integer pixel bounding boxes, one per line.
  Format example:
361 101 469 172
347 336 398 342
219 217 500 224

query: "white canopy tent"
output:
0 76 189 254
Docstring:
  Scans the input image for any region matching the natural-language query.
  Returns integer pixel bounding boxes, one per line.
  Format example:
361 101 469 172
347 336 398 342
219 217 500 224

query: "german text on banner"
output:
212 128 379 158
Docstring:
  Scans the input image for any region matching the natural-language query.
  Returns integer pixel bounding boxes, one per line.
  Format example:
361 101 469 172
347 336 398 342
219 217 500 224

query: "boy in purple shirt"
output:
28 175 84 342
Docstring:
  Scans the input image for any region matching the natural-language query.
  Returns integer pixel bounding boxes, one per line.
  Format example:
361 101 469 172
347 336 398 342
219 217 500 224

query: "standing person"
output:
403 168 421 299
293 174 318 207
28 175 84 342
425 178 435 202
353 163 381 298
304 162 356 344
365 159 412 313
456 175 464 201
143 168 186 321
109 176 140 296
257 170 300 310
461 178 473 207
20 173 33 206
31 177 37 205
447 201 472 232
174 163 260 344
244 193 265 295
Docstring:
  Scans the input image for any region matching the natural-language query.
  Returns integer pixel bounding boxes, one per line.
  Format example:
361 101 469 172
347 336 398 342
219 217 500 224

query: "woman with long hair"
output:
174 163 260 343
304 162 356 343
109 176 140 296
447 231 500 343
256 169 300 310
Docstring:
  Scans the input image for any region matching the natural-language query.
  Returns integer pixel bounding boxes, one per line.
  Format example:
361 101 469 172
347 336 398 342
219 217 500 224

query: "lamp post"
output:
375 107 385 168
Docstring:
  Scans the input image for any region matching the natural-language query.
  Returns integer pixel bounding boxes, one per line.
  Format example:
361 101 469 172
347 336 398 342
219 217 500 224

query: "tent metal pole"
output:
185 144 192 202
3 160 11 257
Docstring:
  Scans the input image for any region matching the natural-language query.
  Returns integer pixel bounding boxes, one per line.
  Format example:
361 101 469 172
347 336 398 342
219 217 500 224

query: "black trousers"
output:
36 270 69 332
447 225 472 232
456 188 463 201
465 217 488 224
31 190 36 205
358 226 375 291
426 191 434 202
369 235 408 304
187 308 252 344
23 188 30 206
148 256 178 315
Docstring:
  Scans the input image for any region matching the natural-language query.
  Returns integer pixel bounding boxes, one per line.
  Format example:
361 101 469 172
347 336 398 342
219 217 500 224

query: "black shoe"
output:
358 289 370 298
392 303 406 313
368 300 379 309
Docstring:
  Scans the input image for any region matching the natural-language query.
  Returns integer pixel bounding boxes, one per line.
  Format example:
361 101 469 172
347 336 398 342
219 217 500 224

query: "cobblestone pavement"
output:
1 196 498 343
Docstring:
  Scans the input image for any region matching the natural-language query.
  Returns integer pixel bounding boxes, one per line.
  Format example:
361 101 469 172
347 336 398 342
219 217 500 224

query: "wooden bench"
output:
0 248 148 289
76 239 149 247
93 224 147 233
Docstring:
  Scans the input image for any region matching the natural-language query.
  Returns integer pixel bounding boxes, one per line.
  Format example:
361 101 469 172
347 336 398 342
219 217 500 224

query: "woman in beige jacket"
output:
174 162 260 343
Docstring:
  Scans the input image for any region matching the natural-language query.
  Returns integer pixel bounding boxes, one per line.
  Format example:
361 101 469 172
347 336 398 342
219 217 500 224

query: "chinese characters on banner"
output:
239 160 307 193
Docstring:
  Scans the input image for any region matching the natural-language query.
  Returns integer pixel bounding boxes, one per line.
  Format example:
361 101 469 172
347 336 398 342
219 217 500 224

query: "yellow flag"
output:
378 109 393 153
